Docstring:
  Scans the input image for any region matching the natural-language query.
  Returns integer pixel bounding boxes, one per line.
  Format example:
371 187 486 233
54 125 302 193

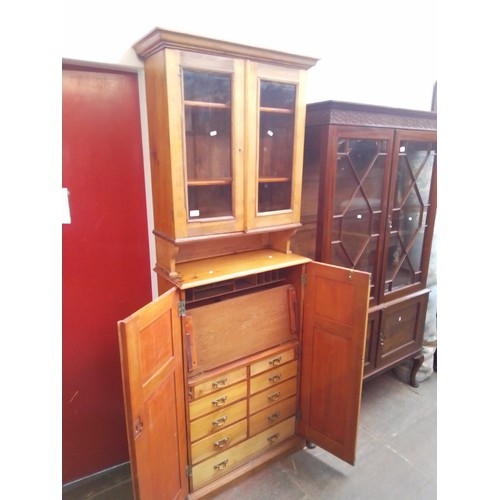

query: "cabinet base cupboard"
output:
118 250 370 499
117 29 371 499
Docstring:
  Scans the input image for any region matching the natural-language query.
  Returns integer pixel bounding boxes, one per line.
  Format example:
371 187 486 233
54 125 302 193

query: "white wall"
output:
62 0 437 110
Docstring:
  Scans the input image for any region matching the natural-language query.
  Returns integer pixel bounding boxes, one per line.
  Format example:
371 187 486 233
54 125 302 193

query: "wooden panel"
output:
191 420 248 465
377 291 429 368
249 395 296 436
250 347 295 376
249 378 297 415
117 288 188 500
190 400 247 443
188 285 298 373
189 381 247 421
250 360 297 394
299 262 369 466
190 366 247 400
191 417 296 491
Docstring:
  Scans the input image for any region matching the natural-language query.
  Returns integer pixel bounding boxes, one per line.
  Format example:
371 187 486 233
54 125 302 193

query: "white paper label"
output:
190 209 200 217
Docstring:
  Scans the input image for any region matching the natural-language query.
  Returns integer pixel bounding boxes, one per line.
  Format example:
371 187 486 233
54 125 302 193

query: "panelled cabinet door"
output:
117 287 188 500
299 262 370 465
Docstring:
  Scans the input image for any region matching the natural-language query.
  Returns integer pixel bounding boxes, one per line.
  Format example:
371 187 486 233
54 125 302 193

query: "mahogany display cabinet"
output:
291 100 437 386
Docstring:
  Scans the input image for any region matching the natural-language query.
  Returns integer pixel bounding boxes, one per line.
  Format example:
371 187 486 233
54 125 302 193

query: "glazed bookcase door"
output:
246 62 307 230
322 127 394 305
382 129 437 302
165 49 246 238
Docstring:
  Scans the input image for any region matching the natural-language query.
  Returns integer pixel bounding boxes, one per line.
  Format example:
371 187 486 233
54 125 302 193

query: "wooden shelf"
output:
185 100 230 109
258 177 291 183
188 178 232 186
260 107 293 114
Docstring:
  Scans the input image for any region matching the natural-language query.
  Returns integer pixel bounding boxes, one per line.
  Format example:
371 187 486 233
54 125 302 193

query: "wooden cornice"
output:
133 27 319 69
306 100 437 131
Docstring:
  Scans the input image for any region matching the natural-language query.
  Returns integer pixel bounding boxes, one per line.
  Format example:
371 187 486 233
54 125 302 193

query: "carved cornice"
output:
306 100 436 131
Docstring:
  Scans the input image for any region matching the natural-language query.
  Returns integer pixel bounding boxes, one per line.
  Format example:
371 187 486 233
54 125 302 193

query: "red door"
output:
118 287 188 500
62 65 152 483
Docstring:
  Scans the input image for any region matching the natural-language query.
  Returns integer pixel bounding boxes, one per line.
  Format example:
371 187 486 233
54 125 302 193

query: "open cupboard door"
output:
299 262 370 465
118 287 188 500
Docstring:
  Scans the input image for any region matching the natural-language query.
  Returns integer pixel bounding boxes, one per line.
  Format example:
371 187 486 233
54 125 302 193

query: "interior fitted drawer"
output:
250 360 297 394
190 399 247 443
191 417 296 491
190 366 247 400
250 348 296 377
191 419 248 465
190 381 247 421
249 395 296 436
249 377 297 415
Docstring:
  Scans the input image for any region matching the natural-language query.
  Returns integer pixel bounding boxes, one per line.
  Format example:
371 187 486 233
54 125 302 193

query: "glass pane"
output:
385 139 436 292
183 70 230 104
182 70 233 220
330 138 388 297
258 80 296 213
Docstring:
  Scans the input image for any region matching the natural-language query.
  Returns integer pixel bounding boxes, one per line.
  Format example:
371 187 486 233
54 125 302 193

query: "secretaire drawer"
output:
189 380 247 421
250 360 297 394
190 366 247 400
191 419 247 465
250 348 295 377
249 377 297 415
191 417 296 491
249 395 296 436
190 399 247 443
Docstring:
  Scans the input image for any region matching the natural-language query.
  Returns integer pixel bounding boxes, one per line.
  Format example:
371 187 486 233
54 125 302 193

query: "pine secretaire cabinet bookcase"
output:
291 100 437 388
117 29 371 500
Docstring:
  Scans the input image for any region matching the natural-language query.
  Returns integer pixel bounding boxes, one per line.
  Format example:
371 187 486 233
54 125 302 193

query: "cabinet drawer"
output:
190 399 247 443
189 381 247 421
191 417 296 491
190 366 247 400
249 395 296 436
191 419 247 465
250 348 295 376
249 377 297 415
250 360 297 394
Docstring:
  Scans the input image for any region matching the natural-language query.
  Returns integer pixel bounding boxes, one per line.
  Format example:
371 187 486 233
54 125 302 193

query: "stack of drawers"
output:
188 344 299 491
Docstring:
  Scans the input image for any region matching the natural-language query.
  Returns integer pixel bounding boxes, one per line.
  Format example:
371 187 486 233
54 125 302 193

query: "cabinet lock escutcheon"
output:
212 396 228 407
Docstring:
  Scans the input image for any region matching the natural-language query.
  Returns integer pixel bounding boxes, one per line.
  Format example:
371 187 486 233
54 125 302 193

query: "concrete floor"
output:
63 370 437 499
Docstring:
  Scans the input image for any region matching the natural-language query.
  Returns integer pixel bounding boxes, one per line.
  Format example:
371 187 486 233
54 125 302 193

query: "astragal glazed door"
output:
299 261 370 465
118 287 188 500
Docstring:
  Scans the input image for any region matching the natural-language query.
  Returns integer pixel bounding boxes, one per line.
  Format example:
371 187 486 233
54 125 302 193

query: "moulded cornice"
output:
133 27 319 69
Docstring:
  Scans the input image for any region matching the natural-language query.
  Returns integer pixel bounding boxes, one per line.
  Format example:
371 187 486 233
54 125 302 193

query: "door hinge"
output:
186 465 192 477
301 273 307 286
178 300 186 317
296 409 302 421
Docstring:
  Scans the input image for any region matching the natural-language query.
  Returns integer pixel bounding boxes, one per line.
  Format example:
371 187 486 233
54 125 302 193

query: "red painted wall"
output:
62 65 152 484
